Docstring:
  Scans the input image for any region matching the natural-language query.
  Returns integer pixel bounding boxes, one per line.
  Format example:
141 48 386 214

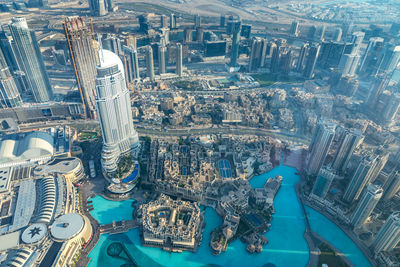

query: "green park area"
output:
79 131 98 140
317 243 349 267
252 73 304 87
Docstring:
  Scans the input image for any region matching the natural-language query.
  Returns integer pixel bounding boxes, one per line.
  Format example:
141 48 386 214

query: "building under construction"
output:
64 17 98 119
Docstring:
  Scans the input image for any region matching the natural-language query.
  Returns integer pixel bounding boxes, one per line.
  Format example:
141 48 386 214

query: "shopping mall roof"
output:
21 223 47 244
50 213 84 241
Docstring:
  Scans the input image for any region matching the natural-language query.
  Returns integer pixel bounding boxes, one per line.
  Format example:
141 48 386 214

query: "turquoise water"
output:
87 166 370 267
89 195 134 225
306 206 372 267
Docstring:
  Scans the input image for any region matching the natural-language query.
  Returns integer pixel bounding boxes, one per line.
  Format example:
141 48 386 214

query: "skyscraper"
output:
382 171 400 201
379 45 400 74
8 17 52 103
170 14 177 30
296 43 308 72
158 44 166 74
333 28 343 42
160 15 168 29
89 0 113 16
248 37 263 72
332 128 363 173
306 120 336 176
358 37 384 75
176 43 183 77
303 43 320 79
290 21 299 37
64 17 98 119
372 212 400 255
0 30 19 72
338 53 360 77
350 31 365 55
145 45 155 82
343 156 379 203
194 14 201 28
350 184 383 228
122 45 140 83
311 167 336 198
95 49 139 174
0 48 21 108
230 18 241 67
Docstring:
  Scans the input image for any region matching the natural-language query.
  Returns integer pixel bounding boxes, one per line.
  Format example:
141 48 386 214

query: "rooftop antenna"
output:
97 33 104 63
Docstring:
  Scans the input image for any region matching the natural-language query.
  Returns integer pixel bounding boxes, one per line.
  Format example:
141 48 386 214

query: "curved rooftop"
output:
21 223 47 244
50 213 84 241
35 178 56 224
0 132 54 165
99 49 123 71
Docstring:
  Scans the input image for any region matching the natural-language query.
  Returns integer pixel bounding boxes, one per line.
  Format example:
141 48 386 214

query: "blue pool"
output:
218 159 232 178
89 195 134 225
87 165 370 267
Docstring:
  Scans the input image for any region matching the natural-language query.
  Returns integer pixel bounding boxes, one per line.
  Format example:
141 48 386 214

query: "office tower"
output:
170 14 176 30
194 14 201 28
102 34 121 55
248 37 263 72
160 15 168 28
314 25 326 41
184 28 192 43
369 152 389 183
335 76 359 97
343 156 379 203
311 167 336 198
380 92 400 125
0 30 19 72
95 49 139 174
382 171 400 201
332 129 363 173
89 0 109 16
290 21 299 37
297 43 308 72
350 31 365 54
176 43 183 77
270 44 281 73
351 184 383 228
196 28 204 43
366 76 389 110
28 0 47 7
145 45 155 82
333 28 342 42
158 44 166 74
138 15 150 34
279 49 293 75
64 17 98 119
122 45 140 82
220 15 226 27
358 37 384 74
379 45 400 74
230 18 241 67
0 48 21 108
306 120 336 176
8 17 52 102
372 212 400 254
126 35 137 49
303 44 320 79
319 41 353 69
240 25 252 39
338 53 361 77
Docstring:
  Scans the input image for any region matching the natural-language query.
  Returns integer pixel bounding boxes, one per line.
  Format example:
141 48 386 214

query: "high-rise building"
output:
333 27 343 42
64 17 98 119
95 49 139 174
170 14 177 30
220 15 226 27
311 167 336 198
290 21 299 37
89 0 113 16
358 37 384 75
296 43 308 72
350 31 365 55
314 25 326 41
8 17 53 103
379 45 400 74
122 45 140 82
338 53 361 77
382 171 400 201
378 92 400 125
158 44 166 74
366 76 389 110
304 44 320 79
0 30 19 72
248 37 263 72
102 34 121 55
350 184 383 228
240 25 252 39
332 128 363 173
28 0 47 7
145 45 155 82
194 14 201 28
0 48 21 108
306 120 336 176
343 156 379 203
230 18 241 67
176 43 183 77
372 212 400 254
160 15 168 28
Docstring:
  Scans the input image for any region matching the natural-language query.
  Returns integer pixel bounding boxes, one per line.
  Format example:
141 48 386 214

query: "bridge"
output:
99 220 139 235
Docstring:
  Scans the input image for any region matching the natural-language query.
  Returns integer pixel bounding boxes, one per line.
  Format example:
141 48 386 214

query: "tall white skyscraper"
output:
382 171 400 201
95 49 139 174
372 212 400 255
306 120 336 176
350 184 382 228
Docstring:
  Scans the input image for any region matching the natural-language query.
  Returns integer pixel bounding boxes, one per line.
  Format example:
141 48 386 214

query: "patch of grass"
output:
252 73 304 87
318 243 349 267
